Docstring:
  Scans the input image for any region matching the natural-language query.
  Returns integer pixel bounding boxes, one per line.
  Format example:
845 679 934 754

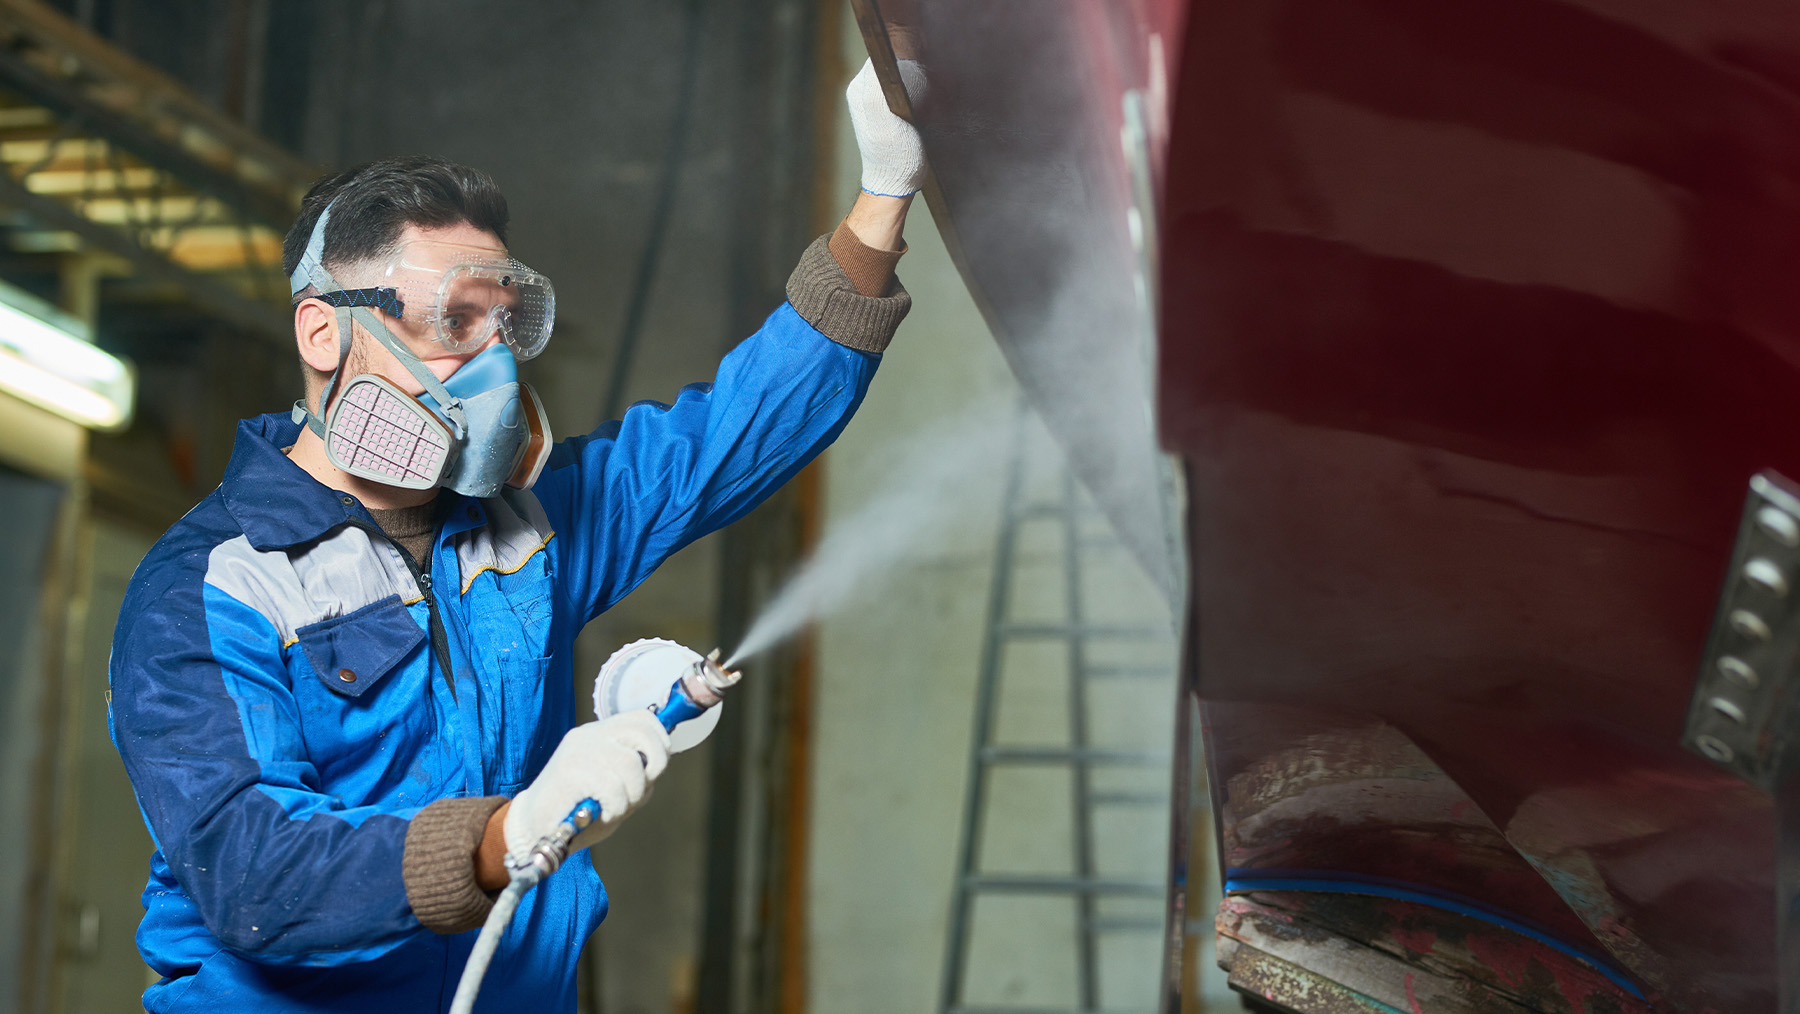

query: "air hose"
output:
448 649 738 1014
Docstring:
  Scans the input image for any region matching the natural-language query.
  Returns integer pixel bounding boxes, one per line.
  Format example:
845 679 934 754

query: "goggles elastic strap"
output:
317 287 406 317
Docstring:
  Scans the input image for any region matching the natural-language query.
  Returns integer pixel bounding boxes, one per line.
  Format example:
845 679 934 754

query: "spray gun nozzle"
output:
702 648 742 688
678 649 741 707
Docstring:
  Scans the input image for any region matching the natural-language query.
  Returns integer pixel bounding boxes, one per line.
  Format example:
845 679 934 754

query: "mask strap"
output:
289 305 354 436
339 304 463 439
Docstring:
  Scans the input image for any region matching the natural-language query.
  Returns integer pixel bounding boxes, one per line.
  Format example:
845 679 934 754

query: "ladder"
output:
939 408 1179 1014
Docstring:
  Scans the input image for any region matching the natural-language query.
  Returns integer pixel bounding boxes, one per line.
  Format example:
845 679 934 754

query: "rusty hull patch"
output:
1218 894 1648 1014
1225 942 1413 1014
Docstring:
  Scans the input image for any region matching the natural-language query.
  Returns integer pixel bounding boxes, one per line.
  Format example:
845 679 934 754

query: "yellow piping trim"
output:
401 595 425 606
460 531 555 595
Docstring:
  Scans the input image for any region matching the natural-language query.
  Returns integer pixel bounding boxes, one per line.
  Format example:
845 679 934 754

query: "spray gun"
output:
449 645 740 1014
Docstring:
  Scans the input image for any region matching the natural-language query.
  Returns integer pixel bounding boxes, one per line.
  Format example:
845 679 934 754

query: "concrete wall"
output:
0 463 68 1014
808 11 1007 1008
806 15 1236 1014
807 12 1174 1011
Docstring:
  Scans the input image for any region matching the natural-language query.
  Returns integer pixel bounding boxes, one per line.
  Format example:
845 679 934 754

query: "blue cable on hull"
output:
1223 868 1646 1000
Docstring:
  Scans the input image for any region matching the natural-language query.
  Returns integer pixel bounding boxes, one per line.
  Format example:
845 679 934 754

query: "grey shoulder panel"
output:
205 535 308 642
206 527 421 644
784 233 911 354
454 491 555 594
498 487 553 538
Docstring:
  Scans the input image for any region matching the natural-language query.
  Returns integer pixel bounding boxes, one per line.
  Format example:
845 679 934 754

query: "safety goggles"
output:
314 240 555 361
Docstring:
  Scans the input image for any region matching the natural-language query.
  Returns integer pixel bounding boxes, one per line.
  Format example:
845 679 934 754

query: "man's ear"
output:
294 299 343 374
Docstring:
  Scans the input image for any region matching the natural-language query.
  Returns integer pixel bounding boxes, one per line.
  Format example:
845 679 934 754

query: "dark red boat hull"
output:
1161 1 1795 1008
859 0 1792 1009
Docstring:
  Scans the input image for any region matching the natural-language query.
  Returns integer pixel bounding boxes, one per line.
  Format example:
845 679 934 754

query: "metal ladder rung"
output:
1011 503 1105 524
1082 665 1171 680
963 875 1165 897
1091 917 1164 933
949 1007 1152 1014
1089 791 1168 806
980 746 1166 766
996 624 1162 640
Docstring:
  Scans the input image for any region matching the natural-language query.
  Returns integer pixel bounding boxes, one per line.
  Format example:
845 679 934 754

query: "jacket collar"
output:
220 412 490 551
213 412 383 550
217 413 365 550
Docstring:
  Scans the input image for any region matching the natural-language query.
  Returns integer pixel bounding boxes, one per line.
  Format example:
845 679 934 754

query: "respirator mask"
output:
287 199 555 497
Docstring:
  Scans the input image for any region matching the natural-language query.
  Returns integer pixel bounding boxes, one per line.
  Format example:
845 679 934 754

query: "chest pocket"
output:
291 594 438 800
295 595 425 698
461 550 556 791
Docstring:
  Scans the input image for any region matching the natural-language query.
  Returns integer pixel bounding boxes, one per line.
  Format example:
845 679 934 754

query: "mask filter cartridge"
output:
324 376 455 490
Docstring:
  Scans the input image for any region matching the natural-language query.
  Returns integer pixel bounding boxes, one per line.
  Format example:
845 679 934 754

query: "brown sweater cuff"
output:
403 795 508 934
828 218 905 297
786 233 911 354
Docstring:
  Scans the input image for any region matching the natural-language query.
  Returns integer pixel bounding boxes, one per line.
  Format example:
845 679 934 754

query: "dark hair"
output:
281 156 510 291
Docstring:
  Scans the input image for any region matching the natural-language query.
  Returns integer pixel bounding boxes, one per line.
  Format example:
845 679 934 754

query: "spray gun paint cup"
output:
593 639 727 754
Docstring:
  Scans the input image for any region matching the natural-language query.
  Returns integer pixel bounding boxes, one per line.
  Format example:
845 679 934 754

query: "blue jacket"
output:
107 287 887 1011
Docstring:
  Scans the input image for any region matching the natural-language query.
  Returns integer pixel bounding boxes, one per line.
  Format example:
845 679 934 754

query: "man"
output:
108 60 922 1011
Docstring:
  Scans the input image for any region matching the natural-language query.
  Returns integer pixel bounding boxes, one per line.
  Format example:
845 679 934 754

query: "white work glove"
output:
847 57 928 197
503 710 671 862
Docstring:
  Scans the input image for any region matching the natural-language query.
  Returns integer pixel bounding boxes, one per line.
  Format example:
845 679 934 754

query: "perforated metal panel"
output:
1684 472 1800 791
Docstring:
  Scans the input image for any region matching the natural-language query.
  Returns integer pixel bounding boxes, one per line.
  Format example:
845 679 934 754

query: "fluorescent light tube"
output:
0 284 133 430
